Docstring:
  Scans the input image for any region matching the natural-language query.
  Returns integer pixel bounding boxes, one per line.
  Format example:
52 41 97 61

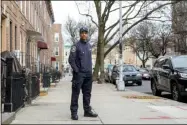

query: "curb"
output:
2 112 16 124
124 89 170 101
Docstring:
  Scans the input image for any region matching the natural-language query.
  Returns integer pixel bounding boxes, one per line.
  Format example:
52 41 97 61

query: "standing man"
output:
68 27 98 120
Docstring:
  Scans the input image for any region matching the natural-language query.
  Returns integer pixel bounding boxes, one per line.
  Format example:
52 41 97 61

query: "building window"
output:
10 21 12 51
28 1 30 21
56 61 59 70
35 10 36 29
15 26 17 50
55 47 59 56
44 6 46 21
36 14 38 31
20 1 22 12
20 32 22 51
25 1 27 16
31 2 32 24
55 33 59 42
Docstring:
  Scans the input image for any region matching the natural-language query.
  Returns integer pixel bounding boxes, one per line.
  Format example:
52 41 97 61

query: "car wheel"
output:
151 79 161 96
137 81 142 86
172 83 182 102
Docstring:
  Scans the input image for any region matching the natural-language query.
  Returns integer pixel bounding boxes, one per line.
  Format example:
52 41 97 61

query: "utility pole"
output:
117 0 125 91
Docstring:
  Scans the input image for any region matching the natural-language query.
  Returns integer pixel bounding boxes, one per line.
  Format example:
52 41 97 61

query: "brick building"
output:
1 1 55 71
51 24 64 72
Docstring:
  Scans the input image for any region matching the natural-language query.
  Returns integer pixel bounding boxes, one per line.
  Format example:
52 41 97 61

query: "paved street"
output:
125 80 187 103
11 76 187 124
125 80 152 93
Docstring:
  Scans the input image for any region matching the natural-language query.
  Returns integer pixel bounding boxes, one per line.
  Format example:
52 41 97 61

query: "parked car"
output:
104 65 113 83
139 68 150 80
111 64 142 86
150 55 187 101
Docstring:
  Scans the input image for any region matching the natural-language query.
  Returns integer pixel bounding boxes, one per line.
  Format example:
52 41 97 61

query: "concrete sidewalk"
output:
11 76 187 124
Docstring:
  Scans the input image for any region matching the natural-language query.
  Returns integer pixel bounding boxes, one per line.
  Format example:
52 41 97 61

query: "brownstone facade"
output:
1 1 55 71
51 24 64 72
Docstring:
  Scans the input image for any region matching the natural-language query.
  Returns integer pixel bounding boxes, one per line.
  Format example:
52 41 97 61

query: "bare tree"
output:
75 1 179 82
149 23 174 58
65 16 97 45
172 1 187 54
65 16 79 44
128 22 155 67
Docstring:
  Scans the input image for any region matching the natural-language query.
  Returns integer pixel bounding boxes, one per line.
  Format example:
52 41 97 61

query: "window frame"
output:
55 33 59 42
55 47 59 56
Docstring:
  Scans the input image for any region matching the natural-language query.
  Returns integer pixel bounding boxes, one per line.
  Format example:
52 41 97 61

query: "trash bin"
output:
43 73 51 88
51 72 56 83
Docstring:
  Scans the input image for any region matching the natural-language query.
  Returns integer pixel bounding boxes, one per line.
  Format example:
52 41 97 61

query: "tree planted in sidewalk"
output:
75 1 179 83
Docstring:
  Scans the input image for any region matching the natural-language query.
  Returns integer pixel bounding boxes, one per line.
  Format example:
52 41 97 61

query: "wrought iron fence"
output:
9 72 25 112
2 57 26 112
1 57 7 112
2 51 61 112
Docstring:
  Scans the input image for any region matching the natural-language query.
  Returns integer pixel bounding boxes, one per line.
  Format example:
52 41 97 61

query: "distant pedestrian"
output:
68 27 98 120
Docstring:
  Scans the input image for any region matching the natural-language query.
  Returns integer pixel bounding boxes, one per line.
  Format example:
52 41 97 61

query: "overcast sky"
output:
52 1 90 43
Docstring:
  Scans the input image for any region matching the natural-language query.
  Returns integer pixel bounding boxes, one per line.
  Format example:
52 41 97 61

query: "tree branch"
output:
110 1 139 13
104 1 178 58
75 1 98 27
103 1 115 23
105 1 140 32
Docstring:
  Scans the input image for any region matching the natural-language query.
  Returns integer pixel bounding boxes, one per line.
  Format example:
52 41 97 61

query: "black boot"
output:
84 110 98 117
71 114 78 120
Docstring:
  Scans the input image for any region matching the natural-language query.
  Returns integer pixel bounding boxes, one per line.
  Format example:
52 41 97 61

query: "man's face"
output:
80 31 88 41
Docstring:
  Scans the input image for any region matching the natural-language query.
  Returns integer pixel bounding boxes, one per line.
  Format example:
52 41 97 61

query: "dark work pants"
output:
70 72 92 115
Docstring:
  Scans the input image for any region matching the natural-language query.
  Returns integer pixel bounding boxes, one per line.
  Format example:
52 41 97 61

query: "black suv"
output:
150 55 187 101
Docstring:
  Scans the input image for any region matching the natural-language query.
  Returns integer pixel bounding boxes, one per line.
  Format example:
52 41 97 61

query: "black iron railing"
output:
1 57 7 112
2 51 62 113
2 58 26 112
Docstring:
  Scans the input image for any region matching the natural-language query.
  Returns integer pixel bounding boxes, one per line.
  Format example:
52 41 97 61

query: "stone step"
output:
2 112 16 124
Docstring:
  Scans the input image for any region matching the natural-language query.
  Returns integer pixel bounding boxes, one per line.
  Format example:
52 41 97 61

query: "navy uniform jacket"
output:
68 40 92 73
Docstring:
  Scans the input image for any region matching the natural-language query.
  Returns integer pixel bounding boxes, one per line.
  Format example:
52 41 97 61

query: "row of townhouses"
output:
1 1 64 72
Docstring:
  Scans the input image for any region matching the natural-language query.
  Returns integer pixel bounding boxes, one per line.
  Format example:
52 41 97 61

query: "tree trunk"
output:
99 40 105 84
142 60 146 68
92 42 100 81
92 21 105 84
